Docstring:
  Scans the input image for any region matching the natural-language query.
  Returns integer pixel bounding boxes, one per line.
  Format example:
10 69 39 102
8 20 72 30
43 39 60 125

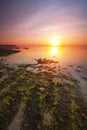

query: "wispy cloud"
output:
0 0 87 45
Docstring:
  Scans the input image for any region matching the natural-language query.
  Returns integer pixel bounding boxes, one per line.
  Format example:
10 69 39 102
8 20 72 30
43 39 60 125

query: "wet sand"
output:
0 59 87 130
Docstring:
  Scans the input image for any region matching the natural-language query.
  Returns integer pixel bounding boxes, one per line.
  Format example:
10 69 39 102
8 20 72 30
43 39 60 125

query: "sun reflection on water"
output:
51 47 59 56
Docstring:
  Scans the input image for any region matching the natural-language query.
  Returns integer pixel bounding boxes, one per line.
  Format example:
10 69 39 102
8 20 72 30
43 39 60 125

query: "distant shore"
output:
0 45 20 56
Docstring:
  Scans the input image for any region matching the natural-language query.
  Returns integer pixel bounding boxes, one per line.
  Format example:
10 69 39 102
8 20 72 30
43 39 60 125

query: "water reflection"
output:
4 46 87 67
51 47 59 56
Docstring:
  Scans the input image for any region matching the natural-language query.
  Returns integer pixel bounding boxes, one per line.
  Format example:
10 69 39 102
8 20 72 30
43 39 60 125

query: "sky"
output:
0 0 87 46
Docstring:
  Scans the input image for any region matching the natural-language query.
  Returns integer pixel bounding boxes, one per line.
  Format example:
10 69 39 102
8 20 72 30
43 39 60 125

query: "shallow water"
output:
1 46 87 101
0 47 87 129
2 46 87 67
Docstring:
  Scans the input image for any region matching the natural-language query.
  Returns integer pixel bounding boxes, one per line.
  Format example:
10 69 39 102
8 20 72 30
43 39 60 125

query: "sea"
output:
2 46 87 67
0 46 87 101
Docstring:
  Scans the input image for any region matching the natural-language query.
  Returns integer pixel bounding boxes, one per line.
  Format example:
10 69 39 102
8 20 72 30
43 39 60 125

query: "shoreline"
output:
0 59 87 130
0 45 20 57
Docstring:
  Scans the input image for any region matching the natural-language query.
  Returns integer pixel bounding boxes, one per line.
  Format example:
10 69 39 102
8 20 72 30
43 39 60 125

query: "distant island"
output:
0 45 20 56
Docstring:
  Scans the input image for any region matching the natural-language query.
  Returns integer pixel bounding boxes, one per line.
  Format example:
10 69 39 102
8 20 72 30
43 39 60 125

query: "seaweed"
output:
0 61 87 130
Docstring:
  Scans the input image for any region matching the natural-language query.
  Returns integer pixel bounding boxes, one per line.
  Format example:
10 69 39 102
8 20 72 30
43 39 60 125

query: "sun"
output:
51 39 60 46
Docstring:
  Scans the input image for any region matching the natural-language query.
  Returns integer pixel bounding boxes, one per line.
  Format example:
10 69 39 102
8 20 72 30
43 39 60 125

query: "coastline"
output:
0 45 20 57
0 59 87 130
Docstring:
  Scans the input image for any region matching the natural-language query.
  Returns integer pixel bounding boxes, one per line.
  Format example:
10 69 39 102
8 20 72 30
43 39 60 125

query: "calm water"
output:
1 46 87 101
4 46 87 67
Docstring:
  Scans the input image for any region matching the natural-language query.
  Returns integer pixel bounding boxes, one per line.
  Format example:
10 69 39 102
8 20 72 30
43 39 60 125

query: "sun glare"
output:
51 47 58 55
51 39 60 46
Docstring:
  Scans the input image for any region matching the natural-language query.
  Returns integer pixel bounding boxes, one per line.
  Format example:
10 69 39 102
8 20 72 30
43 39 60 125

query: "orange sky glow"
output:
0 0 87 47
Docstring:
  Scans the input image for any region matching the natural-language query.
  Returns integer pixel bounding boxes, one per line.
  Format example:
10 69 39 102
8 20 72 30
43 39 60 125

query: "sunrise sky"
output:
0 0 87 46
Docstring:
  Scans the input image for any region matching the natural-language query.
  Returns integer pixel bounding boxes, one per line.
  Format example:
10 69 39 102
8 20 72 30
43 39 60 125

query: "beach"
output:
1 0 87 129
0 50 87 130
